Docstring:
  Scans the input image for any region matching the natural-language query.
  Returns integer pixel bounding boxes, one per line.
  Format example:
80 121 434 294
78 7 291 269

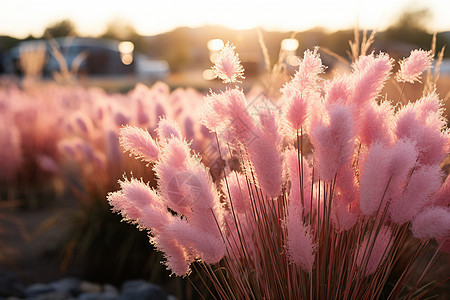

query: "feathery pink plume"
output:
119 125 159 162
156 137 224 229
212 42 245 83
166 218 226 265
358 100 395 147
390 165 442 225
414 91 443 127
107 178 170 230
282 47 324 96
306 95 327 133
71 111 94 137
136 98 150 125
310 103 355 181
359 139 418 216
285 208 316 273
224 171 251 214
157 137 190 169
106 129 123 163
201 88 255 145
325 75 351 105
151 233 191 276
335 164 358 204
332 198 360 232
395 94 448 165
350 53 393 107
396 49 433 83
356 226 393 276
411 206 450 240
281 87 309 132
156 117 182 141
247 105 283 198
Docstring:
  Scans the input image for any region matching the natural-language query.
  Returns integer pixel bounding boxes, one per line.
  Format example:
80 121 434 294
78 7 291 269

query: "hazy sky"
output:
1 0 449 38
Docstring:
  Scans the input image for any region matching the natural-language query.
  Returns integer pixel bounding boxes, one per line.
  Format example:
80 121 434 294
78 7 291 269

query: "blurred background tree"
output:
100 17 146 52
43 19 77 38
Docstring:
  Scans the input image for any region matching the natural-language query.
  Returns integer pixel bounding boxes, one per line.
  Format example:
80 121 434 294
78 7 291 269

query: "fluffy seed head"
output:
120 125 159 162
396 49 433 83
411 206 450 240
212 43 245 83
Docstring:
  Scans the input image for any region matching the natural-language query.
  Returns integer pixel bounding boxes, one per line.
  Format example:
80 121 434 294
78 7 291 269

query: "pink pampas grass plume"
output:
156 118 182 141
332 198 360 232
325 75 351 105
390 165 442 225
310 103 355 181
359 139 418 216
223 171 251 214
107 178 170 230
358 100 395 147
119 125 159 163
350 52 393 107
165 218 226 265
71 111 94 137
395 93 448 165
247 104 283 198
151 233 190 276
212 42 245 83
281 87 309 132
282 47 324 96
411 206 450 240
285 208 316 273
356 226 393 276
201 88 255 145
396 49 433 83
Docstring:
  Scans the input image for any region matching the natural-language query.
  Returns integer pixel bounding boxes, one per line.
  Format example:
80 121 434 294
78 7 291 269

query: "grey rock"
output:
51 277 81 296
25 283 55 298
80 282 102 294
120 279 148 293
102 284 118 295
78 291 119 300
33 290 73 300
121 280 167 300
0 272 25 298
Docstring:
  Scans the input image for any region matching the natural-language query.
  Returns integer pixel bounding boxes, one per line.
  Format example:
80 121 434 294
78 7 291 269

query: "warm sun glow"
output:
207 39 224 52
0 0 449 38
281 39 299 52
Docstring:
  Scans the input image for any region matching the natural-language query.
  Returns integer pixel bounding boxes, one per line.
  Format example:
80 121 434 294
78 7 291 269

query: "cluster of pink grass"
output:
0 81 220 211
109 44 449 299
